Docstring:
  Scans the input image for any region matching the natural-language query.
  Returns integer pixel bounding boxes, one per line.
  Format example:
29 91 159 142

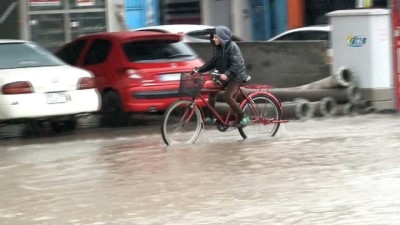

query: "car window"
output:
122 40 197 62
302 31 329 41
274 32 305 41
83 39 112 65
0 42 64 69
274 31 328 41
56 39 86 65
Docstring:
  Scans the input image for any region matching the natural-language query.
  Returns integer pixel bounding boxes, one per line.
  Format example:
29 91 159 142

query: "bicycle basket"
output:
179 73 205 98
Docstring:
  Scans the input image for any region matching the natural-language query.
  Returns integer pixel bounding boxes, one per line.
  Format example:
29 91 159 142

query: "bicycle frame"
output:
161 72 288 145
184 83 286 127
196 90 238 126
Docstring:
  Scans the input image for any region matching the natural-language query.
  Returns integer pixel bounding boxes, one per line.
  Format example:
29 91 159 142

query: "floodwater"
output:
1 113 400 225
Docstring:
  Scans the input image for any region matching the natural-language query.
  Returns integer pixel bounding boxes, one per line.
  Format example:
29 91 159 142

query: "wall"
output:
231 0 252 41
288 0 304 29
107 0 126 31
201 0 231 27
188 41 330 88
123 0 159 29
161 0 201 24
201 0 252 41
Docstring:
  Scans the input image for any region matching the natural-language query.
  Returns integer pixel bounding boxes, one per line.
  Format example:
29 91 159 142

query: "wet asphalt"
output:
1 112 400 225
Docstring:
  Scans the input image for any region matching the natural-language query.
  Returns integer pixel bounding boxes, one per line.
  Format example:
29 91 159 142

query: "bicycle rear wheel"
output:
161 100 202 145
239 94 282 139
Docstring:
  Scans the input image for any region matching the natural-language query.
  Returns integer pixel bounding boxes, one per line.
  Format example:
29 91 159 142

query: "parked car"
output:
0 40 100 132
268 25 331 42
55 31 204 126
132 24 243 42
268 25 332 63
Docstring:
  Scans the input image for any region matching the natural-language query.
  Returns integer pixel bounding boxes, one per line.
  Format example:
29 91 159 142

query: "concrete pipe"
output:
269 85 360 103
296 67 354 90
215 101 289 119
347 85 362 103
310 97 337 118
282 98 314 121
358 99 372 108
357 99 376 114
348 103 361 116
360 107 375 114
335 103 360 116
336 66 355 87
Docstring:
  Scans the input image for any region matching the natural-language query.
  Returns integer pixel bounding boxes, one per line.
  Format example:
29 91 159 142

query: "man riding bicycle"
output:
195 25 250 128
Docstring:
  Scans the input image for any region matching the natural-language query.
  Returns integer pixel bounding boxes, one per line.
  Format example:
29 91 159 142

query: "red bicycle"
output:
161 71 287 145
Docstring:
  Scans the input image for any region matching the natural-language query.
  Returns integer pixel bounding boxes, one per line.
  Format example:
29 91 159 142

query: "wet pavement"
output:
1 113 400 225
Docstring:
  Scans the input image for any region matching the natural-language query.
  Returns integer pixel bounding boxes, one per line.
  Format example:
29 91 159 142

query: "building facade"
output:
0 0 392 49
0 0 125 52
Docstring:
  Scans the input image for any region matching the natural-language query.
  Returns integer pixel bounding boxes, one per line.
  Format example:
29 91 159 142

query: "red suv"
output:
55 31 204 126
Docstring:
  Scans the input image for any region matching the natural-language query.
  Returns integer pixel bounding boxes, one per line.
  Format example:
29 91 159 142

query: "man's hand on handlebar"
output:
219 74 228 81
191 68 228 81
209 70 228 80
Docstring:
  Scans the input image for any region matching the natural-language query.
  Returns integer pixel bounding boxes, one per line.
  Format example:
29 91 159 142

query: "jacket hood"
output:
215 26 232 46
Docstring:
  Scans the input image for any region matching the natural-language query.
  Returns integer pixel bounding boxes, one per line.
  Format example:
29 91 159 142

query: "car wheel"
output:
101 91 130 127
51 119 77 133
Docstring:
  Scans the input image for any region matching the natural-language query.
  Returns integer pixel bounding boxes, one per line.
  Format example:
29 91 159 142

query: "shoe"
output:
204 117 216 125
238 115 250 128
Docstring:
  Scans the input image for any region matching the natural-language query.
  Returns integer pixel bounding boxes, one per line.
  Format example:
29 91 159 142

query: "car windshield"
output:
0 42 64 69
122 39 197 62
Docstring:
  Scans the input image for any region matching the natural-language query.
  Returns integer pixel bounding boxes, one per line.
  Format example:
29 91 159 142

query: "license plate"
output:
159 73 181 81
46 92 68 104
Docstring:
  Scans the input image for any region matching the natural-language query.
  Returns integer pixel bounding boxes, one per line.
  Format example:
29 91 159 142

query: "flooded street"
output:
1 113 400 225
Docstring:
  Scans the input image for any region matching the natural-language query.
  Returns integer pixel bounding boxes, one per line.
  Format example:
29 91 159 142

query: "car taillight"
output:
126 69 143 79
78 77 96 90
117 68 144 85
2 81 33 94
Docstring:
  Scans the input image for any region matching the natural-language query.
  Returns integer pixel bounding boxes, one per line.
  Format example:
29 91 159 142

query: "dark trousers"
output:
207 82 244 120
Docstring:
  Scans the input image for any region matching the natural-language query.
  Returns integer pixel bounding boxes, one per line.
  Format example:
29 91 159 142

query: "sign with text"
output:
30 0 61 7
76 0 95 7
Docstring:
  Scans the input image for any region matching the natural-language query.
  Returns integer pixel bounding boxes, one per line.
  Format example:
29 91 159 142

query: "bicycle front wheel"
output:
161 100 202 145
239 94 282 139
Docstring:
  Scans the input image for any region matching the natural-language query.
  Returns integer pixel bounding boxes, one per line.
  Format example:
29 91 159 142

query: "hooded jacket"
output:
198 26 247 83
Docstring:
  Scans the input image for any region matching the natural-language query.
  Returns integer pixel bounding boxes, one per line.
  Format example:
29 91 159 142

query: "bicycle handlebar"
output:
190 69 224 82
191 68 222 76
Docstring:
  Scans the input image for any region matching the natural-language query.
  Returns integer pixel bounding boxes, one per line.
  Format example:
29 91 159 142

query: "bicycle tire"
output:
239 93 282 139
161 100 202 145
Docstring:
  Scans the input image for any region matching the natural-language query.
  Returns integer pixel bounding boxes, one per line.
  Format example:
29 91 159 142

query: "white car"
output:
133 24 243 42
0 40 101 132
268 25 332 63
268 25 331 42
